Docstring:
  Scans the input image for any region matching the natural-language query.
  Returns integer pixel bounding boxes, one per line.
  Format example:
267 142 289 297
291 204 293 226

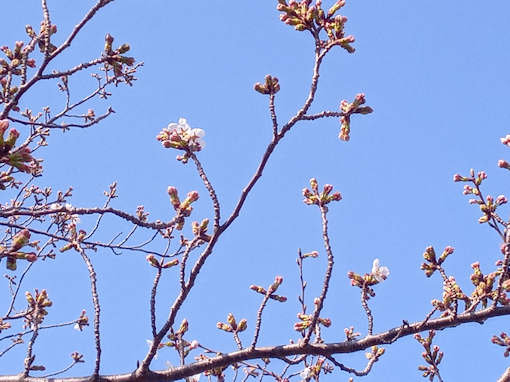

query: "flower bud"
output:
11 229 30 251
498 160 510 170
309 178 318 192
227 313 237 330
237 319 247 332
178 318 188 334
146 254 160 268
161 259 179 268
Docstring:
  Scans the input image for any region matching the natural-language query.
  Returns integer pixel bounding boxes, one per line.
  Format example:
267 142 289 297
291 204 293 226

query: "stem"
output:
77 248 101 377
303 205 335 344
250 292 272 350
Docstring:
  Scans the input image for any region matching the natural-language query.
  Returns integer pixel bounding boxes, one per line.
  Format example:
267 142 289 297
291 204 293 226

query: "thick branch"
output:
2 305 509 382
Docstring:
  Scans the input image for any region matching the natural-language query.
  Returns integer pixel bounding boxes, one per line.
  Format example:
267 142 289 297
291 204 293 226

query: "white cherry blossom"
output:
371 258 389 282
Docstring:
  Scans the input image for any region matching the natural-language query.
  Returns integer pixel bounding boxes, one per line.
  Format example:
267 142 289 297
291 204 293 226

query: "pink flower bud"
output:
25 253 37 262
496 195 507 205
331 192 342 201
186 191 199 203
0 119 9 135
498 160 510 169
463 185 473 195
500 134 510 146
354 93 365 104
444 246 454 255
189 340 199 349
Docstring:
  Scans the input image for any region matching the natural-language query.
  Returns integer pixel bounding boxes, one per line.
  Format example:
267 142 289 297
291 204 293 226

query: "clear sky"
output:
2 1 510 381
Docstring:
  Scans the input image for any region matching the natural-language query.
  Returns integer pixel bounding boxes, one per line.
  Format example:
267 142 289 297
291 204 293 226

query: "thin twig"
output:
360 285 374 336
77 247 101 377
250 292 272 350
150 268 162 338
303 205 334 344
190 153 221 230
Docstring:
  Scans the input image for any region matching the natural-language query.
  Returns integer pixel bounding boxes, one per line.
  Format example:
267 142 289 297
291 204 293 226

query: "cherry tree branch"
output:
1 305 509 382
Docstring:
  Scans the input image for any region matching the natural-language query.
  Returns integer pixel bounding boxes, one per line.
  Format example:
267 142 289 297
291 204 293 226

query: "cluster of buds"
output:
431 276 470 317
163 319 199 358
492 332 510 357
192 218 211 242
420 246 454 277
1 40 35 71
344 326 360 341
254 75 280 95
470 262 510 307
347 259 389 298
250 276 287 302
26 21 58 54
49 202 80 229
157 118 205 163
0 318 11 332
103 33 135 79
0 38 37 107
135 205 149 222
24 289 52 328
499 135 510 169
453 169 507 224
146 254 179 269
365 345 385 361
338 93 373 141
299 358 332 380
2 228 37 270
167 186 200 230
0 120 37 174
277 1 355 52
59 223 86 252
415 330 443 381
293 312 331 331
302 178 342 207
1 41 35 74
74 310 89 331
477 195 507 224
217 313 248 333
453 169 487 186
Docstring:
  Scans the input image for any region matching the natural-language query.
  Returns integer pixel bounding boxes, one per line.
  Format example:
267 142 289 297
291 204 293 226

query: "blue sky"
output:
2 1 510 380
